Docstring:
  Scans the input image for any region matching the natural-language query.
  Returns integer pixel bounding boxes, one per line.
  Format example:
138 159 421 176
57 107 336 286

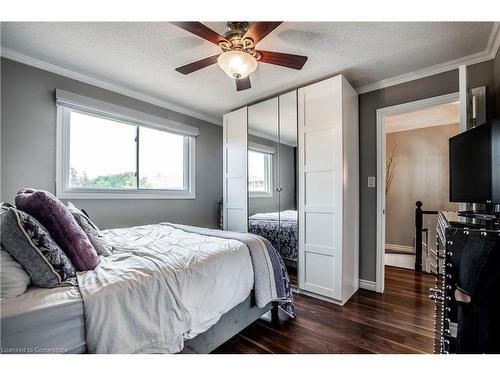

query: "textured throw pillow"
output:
15 189 99 271
0 247 31 298
67 202 113 257
0 204 76 288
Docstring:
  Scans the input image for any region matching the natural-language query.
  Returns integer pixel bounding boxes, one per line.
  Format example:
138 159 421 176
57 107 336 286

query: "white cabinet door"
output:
298 76 343 300
223 107 248 232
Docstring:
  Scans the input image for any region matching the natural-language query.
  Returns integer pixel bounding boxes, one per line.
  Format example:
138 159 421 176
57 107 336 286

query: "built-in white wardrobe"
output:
223 107 248 232
223 74 359 305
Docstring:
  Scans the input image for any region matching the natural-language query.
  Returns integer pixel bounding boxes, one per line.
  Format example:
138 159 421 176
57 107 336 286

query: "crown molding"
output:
0 47 223 126
357 22 500 94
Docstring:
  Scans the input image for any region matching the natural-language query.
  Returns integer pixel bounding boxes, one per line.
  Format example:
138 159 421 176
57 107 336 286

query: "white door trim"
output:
375 91 459 294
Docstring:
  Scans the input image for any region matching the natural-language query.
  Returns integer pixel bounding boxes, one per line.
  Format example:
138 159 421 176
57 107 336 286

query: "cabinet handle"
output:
276 187 283 192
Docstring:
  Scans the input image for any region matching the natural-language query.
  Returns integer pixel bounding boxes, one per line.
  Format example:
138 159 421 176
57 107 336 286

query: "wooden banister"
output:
415 201 438 273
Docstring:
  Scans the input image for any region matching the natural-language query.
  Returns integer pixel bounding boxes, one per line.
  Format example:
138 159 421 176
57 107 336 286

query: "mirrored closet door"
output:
247 92 298 287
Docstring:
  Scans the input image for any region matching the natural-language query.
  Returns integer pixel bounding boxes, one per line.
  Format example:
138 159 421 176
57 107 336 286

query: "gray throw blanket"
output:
163 223 295 318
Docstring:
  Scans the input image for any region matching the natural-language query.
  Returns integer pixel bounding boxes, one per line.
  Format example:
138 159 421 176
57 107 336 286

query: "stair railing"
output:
415 201 438 272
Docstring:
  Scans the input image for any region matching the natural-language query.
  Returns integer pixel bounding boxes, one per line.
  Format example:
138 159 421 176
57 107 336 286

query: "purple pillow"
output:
15 189 99 271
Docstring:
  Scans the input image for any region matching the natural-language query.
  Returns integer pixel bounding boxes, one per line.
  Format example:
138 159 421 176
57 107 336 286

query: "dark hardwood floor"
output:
214 266 436 354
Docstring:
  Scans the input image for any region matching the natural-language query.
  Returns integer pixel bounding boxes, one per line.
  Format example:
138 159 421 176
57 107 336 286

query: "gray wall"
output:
359 59 497 282
359 69 459 282
1 58 223 229
248 134 296 216
385 124 459 248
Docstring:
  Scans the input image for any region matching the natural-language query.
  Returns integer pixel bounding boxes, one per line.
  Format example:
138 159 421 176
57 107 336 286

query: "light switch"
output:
368 176 376 188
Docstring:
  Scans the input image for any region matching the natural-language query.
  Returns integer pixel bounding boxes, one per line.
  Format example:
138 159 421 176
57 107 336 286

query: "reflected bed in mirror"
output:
248 210 298 263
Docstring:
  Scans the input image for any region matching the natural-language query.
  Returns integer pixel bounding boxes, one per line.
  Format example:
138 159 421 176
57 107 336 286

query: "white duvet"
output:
76 224 254 354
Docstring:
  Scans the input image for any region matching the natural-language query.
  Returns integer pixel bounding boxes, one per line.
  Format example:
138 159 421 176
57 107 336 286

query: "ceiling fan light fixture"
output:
217 51 257 79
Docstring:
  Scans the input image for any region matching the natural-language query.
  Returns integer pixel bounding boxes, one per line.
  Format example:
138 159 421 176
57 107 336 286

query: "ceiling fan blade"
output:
257 50 308 70
175 54 220 75
236 76 251 91
243 22 282 44
171 22 228 46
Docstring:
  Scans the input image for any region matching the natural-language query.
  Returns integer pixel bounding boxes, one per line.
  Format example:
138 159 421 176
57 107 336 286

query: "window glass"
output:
248 150 272 194
139 127 185 190
69 111 137 190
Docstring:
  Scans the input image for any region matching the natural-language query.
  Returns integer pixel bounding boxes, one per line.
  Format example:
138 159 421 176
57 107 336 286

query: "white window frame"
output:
248 143 274 198
55 90 197 200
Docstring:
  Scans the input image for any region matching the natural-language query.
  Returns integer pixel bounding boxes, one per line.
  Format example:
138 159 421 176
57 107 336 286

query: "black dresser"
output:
433 211 500 354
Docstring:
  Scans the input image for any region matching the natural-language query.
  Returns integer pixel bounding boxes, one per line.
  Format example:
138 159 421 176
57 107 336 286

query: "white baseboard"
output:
359 279 377 292
385 243 414 253
385 253 415 270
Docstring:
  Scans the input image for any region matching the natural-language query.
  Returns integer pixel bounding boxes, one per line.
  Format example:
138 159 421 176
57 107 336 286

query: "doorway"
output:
376 92 460 293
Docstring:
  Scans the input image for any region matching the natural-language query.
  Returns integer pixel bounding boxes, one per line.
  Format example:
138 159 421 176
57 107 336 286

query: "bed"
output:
248 210 298 263
0 286 274 354
1 285 86 354
0 223 293 354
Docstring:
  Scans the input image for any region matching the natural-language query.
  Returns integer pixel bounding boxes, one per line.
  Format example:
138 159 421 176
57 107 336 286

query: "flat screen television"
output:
449 119 500 204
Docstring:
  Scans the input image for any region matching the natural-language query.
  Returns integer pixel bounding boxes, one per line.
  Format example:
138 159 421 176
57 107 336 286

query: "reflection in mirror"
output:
248 148 273 197
248 97 278 213
247 92 298 287
248 97 280 260
278 91 298 286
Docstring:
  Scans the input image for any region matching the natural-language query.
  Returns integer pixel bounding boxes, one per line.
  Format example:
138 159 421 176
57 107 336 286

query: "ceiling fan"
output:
171 22 308 91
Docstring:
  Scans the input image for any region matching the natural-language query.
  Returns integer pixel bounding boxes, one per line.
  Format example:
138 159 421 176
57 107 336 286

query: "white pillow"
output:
1 249 31 298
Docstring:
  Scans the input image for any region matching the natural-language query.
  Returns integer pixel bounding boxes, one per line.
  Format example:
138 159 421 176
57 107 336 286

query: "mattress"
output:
0 286 86 354
249 210 298 262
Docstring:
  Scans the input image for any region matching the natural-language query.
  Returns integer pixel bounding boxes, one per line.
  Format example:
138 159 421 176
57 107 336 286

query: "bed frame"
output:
182 293 277 353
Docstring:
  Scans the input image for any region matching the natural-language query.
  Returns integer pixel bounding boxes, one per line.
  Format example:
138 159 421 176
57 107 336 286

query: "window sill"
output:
56 190 196 200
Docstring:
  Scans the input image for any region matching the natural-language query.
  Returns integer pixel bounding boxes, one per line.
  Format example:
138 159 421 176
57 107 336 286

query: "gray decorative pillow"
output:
67 202 113 256
0 203 76 288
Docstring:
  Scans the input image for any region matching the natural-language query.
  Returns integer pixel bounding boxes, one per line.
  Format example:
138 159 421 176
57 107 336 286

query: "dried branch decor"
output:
386 143 397 195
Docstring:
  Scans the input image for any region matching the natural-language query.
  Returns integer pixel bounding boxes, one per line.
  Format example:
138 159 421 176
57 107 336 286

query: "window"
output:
138 127 187 190
56 90 197 199
248 150 273 197
68 112 137 191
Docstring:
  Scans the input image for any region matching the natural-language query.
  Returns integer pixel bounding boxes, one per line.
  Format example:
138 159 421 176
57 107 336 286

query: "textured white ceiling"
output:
386 102 459 133
0 22 494 124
